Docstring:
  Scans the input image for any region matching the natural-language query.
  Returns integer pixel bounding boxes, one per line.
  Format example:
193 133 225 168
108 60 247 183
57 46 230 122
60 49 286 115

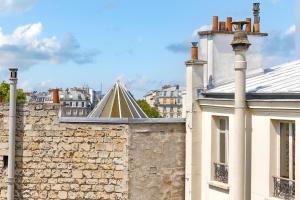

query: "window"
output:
164 91 167 96
170 91 174 97
70 102 72 107
212 116 229 184
273 121 295 199
170 106 174 113
81 102 84 107
163 106 166 113
162 98 167 104
76 102 78 107
3 156 8 169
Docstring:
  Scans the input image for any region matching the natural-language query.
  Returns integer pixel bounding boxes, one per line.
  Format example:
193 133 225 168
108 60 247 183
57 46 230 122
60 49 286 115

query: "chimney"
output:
191 42 198 60
219 21 226 31
253 2 260 32
226 17 233 31
52 88 60 104
212 16 219 31
246 18 252 32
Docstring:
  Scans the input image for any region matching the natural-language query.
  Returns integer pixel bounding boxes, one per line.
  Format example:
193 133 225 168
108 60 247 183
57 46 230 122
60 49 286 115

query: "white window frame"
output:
216 117 229 164
276 121 295 180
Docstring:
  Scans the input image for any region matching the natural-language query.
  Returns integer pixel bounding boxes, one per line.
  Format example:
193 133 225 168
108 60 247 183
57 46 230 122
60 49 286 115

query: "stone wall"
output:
0 104 185 200
128 124 185 200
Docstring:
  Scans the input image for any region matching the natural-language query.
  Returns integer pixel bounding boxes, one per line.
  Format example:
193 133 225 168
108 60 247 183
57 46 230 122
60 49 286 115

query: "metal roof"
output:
206 59 300 94
88 81 148 118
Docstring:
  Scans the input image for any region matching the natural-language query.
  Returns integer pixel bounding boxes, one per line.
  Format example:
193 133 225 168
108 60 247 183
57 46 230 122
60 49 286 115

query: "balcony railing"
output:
273 176 295 200
214 162 228 184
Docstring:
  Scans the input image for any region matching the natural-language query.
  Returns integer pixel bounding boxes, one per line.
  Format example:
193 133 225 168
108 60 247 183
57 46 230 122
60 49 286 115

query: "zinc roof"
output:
207 59 300 94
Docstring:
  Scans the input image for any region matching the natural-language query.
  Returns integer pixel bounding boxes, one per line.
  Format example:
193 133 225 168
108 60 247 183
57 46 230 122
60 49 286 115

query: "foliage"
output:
137 99 161 118
0 82 26 104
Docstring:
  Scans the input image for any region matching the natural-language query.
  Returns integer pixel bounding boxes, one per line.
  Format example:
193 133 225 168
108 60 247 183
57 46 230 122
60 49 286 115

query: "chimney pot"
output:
246 18 251 32
191 42 198 60
253 2 260 32
226 17 233 32
219 21 226 31
52 88 60 104
212 16 219 31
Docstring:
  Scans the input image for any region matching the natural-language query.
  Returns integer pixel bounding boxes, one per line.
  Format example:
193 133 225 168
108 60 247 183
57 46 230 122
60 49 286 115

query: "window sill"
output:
208 180 230 191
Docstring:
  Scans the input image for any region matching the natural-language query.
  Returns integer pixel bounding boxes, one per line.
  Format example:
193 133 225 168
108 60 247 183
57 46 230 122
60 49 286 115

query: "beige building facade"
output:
185 3 299 200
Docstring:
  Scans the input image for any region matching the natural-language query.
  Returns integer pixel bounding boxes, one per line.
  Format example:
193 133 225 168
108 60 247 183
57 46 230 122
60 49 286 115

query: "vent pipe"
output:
212 16 219 31
253 2 260 32
231 21 251 200
7 68 18 200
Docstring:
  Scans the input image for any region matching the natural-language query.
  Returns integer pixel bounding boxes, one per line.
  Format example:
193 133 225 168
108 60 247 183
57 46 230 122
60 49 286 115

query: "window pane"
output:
220 132 226 163
280 123 289 178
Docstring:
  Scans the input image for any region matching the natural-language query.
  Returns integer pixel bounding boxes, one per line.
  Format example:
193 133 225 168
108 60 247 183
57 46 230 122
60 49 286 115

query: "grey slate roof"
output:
88 81 148 118
206 59 300 94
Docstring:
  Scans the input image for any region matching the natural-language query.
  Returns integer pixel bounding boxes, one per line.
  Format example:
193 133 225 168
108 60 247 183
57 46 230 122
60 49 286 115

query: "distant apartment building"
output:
27 86 103 117
144 85 184 118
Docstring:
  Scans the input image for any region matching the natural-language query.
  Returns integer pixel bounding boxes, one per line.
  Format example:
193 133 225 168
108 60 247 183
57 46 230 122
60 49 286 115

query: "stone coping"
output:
59 117 186 124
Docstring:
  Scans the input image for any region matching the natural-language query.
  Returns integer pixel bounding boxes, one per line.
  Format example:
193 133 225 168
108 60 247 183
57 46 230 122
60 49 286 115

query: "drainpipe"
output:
7 68 18 200
230 21 251 200
185 42 206 200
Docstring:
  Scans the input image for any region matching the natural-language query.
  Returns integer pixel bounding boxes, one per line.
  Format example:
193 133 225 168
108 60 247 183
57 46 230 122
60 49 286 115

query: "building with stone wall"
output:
0 103 185 199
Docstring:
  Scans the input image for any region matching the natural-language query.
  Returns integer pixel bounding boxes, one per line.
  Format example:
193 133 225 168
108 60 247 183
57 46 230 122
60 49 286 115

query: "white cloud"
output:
297 2 300 58
192 25 211 39
0 22 98 70
263 25 296 66
285 24 296 35
0 0 37 14
20 79 52 92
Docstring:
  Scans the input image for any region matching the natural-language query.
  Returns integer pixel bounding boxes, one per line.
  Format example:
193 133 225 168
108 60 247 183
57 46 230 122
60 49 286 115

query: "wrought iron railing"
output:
214 162 228 183
273 176 295 200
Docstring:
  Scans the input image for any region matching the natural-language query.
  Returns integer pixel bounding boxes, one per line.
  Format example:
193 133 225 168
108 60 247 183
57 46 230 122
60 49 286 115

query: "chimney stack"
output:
212 16 219 31
246 18 252 32
191 42 198 60
226 17 233 31
253 2 260 32
52 88 60 104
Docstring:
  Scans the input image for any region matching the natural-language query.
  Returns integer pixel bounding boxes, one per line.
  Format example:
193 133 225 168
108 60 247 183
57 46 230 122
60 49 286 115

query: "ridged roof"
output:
88 81 148 118
206 59 300 94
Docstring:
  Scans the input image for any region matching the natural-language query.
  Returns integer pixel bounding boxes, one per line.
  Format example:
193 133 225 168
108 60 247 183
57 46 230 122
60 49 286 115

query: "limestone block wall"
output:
128 124 185 200
0 104 129 200
0 104 185 200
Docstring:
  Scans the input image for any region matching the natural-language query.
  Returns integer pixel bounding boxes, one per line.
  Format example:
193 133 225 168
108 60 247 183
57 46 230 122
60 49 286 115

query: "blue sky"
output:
0 0 297 98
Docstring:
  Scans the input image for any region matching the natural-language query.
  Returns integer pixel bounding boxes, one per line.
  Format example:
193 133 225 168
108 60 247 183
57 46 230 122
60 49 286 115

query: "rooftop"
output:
206 59 300 95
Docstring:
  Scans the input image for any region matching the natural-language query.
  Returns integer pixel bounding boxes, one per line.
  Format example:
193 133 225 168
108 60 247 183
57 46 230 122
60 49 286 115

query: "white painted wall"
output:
251 110 300 200
197 102 300 200
201 107 233 200
199 34 265 87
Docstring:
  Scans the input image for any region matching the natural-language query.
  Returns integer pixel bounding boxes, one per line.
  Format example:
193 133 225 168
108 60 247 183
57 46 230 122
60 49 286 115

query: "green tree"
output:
0 82 26 104
137 99 161 118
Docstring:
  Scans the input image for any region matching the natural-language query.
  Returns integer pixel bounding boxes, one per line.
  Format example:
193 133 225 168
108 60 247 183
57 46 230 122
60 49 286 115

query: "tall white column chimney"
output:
185 42 206 200
230 21 251 200
7 68 18 200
